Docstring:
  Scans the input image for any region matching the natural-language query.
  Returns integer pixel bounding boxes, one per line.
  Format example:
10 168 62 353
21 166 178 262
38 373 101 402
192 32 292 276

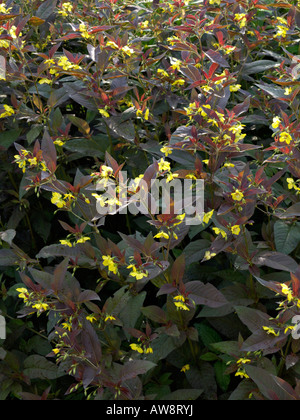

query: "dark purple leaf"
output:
204 49 229 68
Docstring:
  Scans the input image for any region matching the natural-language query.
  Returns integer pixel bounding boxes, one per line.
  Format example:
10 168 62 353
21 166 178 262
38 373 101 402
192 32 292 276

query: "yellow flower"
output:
28 158 38 166
0 40 10 49
52 348 60 355
284 87 292 96
100 165 114 178
231 189 244 202
39 78 52 85
106 197 122 207
62 322 72 331
51 192 66 208
230 84 241 92
79 23 91 39
60 239 73 247
54 140 65 147
154 231 170 240
57 56 80 71
122 45 135 56
198 104 211 118
102 255 118 275
203 251 217 261
181 364 190 372
0 104 15 118
173 213 186 226
92 193 106 207
16 288 29 302
76 236 90 244
231 225 241 236
173 294 185 302
171 60 182 71
32 302 49 312
51 192 66 209
173 293 191 309
284 326 295 334
144 108 150 121
14 155 27 173
157 69 169 78
58 1 73 15
279 132 293 145
64 193 75 203
86 314 97 323
212 227 228 240
130 343 144 353
234 13 247 28
136 109 143 118
203 210 214 225
106 40 118 49
140 20 149 29
281 284 293 302
235 371 249 379
98 108 109 118
0 5 12 13
158 158 171 172
145 347 154 354
127 265 148 280
229 122 245 135
262 326 279 337
237 358 251 365
9 26 19 39
166 172 179 183
287 178 297 190
44 59 55 65
160 145 172 156
275 26 288 38
271 117 281 129
172 79 185 87
104 315 116 322
174 301 190 311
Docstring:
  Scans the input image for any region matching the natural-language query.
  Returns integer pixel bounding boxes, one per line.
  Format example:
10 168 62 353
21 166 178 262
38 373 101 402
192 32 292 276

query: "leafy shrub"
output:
1 0 300 401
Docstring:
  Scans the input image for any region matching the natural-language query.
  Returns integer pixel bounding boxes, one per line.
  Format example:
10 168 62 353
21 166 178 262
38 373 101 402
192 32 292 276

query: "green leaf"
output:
214 360 230 392
0 129 21 150
23 355 65 380
63 138 106 158
26 125 43 145
140 306 167 324
200 352 219 361
229 380 255 400
119 292 146 337
210 341 240 356
0 249 17 266
183 240 210 264
195 323 222 347
274 221 300 255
